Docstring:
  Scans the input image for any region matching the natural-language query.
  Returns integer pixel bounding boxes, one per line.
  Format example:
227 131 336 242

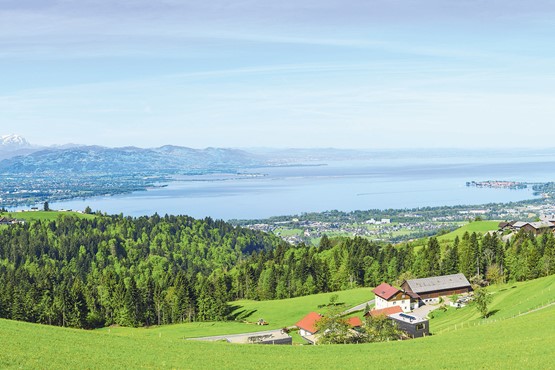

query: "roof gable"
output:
372 282 401 300
347 317 363 327
296 312 322 333
403 273 471 294
365 306 403 318
296 312 364 333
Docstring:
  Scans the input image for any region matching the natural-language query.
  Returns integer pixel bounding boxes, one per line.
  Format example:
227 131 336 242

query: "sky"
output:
2 0 555 149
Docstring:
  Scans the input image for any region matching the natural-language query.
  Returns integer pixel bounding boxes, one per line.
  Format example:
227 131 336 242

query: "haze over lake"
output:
47 151 555 220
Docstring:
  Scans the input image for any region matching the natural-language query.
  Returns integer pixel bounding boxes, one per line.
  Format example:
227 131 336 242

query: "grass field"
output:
430 273 555 333
99 287 374 341
230 287 374 328
1 287 554 369
0 210 96 222
437 220 500 243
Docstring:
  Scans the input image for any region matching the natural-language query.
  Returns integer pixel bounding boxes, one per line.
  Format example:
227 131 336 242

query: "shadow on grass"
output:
227 305 258 321
486 309 500 318
317 302 346 309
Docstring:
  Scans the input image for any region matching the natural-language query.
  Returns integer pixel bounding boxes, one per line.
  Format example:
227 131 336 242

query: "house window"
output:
416 323 425 331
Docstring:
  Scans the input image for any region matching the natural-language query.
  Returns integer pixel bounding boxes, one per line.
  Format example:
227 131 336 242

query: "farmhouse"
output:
401 273 472 304
499 220 555 235
0 217 23 225
372 283 412 312
296 312 322 337
295 312 363 344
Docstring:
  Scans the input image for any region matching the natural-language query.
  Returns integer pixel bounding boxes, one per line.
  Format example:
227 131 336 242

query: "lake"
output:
48 152 555 220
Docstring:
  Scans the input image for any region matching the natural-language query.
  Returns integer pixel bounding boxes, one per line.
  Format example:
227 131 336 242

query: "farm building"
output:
296 312 322 337
296 312 363 344
364 306 429 338
190 329 292 345
401 273 472 304
372 282 412 312
364 306 403 318
499 221 555 235
388 312 429 338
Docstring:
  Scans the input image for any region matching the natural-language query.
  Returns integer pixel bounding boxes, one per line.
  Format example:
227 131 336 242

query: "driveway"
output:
412 302 441 318
190 329 286 342
343 299 375 315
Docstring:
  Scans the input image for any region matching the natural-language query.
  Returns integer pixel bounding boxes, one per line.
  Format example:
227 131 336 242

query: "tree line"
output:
0 215 554 329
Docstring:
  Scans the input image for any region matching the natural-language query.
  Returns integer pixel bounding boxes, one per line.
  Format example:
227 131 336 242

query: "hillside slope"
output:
1 302 553 369
1 275 554 369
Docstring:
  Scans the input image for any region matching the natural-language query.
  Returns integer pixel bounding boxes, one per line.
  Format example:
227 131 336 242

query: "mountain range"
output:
0 142 264 175
0 134 360 175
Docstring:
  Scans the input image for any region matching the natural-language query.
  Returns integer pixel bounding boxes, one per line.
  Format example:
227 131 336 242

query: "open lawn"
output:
1 210 96 222
100 287 374 341
230 287 374 328
430 273 555 333
437 220 500 243
1 297 553 369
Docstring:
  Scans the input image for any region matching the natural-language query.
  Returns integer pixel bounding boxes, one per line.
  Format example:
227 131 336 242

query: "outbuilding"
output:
388 312 429 338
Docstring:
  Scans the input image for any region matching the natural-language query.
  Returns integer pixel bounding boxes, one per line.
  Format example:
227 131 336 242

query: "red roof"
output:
347 316 363 327
372 282 400 300
296 313 364 333
365 306 403 318
296 312 322 334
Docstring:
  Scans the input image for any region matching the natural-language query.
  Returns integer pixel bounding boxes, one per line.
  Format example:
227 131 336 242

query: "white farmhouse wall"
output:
374 295 411 312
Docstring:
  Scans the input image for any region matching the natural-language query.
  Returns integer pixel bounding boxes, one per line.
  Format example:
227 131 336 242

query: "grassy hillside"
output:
99 287 374 340
0 210 96 221
430 273 555 333
230 287 374 328
1 296 553 369
437 220 500 243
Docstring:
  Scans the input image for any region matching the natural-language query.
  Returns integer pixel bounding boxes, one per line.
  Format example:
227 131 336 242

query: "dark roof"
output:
365 306 403 318
372 283 400 300
296 312 322 334
403 273 471 294
406 291 420 299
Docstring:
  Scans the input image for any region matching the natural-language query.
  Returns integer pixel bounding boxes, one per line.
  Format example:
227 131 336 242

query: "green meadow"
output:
1 210 96 222
100 287 374 340
437 220 500 243
430 273 555 333
1 297 553 369
1 276 555 369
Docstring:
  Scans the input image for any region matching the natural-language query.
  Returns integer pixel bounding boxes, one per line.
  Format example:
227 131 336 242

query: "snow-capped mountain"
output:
1 134 30 149
0 134 37 160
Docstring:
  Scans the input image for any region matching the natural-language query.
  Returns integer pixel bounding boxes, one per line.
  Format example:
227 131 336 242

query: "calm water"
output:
47 154 555 220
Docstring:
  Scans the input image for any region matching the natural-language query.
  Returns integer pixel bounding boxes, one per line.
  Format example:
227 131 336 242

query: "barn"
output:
401 273 472 304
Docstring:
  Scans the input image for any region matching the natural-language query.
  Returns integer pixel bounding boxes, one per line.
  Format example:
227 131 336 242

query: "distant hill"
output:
0 145 265 174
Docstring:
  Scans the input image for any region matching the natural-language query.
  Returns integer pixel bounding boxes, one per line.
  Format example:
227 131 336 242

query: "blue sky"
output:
2 0 555 148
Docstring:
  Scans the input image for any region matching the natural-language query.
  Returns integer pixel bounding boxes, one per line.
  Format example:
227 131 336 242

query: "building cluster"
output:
294 273 473 344
0 216 24 225
498 219 555 235
367 273 473 339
